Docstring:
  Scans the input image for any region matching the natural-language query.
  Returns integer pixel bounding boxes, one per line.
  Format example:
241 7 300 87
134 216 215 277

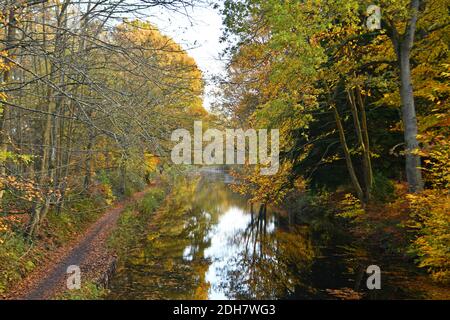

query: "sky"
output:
149 3 228 111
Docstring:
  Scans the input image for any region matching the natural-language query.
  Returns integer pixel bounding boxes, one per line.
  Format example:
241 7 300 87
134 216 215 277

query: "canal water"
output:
107 172 444 300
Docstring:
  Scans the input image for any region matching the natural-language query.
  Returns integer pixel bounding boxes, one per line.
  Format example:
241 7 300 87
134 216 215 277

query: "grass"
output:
108 187 166 256
56 282 109 300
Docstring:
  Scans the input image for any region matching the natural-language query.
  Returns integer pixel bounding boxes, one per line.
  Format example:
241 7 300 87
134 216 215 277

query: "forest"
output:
0 0 449 300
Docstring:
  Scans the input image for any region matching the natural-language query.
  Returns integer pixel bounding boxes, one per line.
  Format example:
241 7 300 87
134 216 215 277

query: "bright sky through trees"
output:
151 3 227 111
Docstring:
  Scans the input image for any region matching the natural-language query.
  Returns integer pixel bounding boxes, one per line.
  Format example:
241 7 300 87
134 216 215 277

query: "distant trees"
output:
0 0 205 236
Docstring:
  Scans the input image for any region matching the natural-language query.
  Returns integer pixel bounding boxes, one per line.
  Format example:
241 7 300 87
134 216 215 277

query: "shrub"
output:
407 190 450 284
45 196 101 243
372 171 395 203
337 193 365 220
0 230 37 294
139 189 165 215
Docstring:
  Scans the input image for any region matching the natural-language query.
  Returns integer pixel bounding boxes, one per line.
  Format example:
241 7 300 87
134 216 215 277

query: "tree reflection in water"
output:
109 172 321 300
214 202 317 300
109 173 364 299
107 172 442 300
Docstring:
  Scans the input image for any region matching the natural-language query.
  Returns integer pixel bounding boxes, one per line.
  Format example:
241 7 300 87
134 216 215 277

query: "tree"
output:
221 0 448 202
383 0 424 192
0 0 206 237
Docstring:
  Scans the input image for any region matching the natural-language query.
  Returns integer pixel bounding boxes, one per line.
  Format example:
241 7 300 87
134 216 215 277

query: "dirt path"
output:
7 189 150 300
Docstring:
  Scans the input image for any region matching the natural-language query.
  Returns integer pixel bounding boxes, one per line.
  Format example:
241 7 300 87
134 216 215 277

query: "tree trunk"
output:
348 88 373 201
355 88 373 192
389 0 424 193
84 131 95 190
399 44 423 192
332 104 365 203
0 7 17 203
28 1 70 237
120 162 127 195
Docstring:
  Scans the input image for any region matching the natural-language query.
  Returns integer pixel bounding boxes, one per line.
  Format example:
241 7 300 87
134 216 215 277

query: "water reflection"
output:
107 172 447 300
108 172 319 299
